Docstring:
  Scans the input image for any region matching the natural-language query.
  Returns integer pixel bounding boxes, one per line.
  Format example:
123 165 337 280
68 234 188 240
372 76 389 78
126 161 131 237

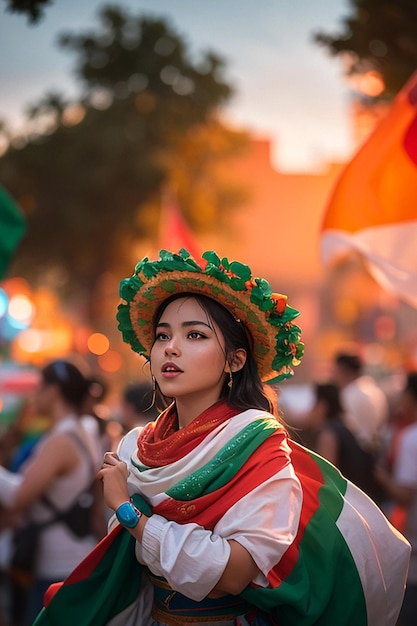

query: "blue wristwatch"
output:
115 500 142 528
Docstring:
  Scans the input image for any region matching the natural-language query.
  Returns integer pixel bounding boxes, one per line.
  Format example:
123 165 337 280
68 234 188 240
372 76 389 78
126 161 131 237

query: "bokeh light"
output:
15 329 44 353
0 288 8 317
87 332 110 355
98 350 123 372
8 294 34 323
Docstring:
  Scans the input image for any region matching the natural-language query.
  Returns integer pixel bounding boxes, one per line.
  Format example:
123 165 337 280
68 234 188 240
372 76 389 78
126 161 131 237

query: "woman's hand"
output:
97 452 130 512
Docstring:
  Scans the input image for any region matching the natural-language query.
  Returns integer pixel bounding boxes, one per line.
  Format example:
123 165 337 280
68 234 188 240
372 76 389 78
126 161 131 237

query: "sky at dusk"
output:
0 0 354 172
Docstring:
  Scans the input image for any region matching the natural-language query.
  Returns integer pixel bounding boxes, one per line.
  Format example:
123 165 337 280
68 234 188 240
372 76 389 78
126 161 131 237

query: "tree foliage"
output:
0 6 248 315
314 0 417 99
4 0 52 23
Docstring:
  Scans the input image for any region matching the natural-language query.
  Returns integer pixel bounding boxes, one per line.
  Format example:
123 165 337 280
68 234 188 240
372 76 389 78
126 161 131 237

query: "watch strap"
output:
115 500 142 528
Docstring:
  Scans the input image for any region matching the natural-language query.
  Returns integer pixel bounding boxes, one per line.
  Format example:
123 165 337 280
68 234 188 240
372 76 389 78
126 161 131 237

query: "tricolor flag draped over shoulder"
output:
33 411 410 626
0 185 26 279
321 71 417 308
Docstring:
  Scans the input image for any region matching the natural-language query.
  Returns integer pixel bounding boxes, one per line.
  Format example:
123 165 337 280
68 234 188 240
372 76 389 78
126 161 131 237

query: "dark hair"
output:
335 352 362 375
152 293 274 414
314 383 343 419
42 360 90 411
405 372 417 401
123 382 159 419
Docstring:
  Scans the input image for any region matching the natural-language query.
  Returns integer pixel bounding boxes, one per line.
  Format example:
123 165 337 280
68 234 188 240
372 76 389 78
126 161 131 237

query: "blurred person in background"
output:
0 400 48 475
119 381 159 434
306 382 387 505
80 374 111 457
80 374 113 543
0 359 105 626
332 351 389 458
375 372 417 626
382 373 416 479
0 396 46 626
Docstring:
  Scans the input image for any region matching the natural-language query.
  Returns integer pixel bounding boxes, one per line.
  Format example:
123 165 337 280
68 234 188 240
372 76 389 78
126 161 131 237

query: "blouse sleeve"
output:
137 464 301 601
139 515 231 601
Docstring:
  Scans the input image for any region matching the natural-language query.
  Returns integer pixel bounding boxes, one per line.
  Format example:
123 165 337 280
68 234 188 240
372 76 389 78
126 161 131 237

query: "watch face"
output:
116 501 141 528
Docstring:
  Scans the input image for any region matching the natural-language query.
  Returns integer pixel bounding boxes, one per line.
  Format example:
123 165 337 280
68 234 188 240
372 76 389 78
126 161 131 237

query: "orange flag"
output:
321 71 417 308
158 189 202 261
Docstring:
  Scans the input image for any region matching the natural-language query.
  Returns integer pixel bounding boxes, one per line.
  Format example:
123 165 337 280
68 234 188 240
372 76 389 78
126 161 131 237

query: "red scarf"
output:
136 401 239 467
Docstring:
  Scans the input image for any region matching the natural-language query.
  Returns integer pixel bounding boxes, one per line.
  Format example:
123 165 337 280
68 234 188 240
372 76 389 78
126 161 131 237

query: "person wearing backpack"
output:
0 359 104 626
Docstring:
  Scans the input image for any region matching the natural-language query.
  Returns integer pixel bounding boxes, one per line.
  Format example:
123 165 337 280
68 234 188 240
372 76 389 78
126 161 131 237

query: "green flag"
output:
0 185 26 279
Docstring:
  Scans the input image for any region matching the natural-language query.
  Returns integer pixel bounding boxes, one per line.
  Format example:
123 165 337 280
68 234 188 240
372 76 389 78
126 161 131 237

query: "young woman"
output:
0 360 105 626
34 250 410 626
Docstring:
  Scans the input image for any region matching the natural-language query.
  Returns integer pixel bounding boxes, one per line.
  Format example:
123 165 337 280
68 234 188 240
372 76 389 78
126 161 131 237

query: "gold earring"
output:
228 371 233 389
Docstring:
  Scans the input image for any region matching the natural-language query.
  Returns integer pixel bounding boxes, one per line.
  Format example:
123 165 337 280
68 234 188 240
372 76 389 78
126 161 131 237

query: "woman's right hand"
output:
97 452 130 512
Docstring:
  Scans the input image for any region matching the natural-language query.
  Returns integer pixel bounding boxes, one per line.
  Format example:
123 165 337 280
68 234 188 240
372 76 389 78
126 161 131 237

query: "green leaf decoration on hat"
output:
119 275 144 303
117 248 304 383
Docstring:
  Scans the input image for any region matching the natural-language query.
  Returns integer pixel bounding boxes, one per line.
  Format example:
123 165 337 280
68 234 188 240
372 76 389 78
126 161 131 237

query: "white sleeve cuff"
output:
0 466 23 507
141 514 230 601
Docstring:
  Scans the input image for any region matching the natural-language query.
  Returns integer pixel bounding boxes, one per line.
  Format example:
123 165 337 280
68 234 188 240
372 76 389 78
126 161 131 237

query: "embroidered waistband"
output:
150 574 252 625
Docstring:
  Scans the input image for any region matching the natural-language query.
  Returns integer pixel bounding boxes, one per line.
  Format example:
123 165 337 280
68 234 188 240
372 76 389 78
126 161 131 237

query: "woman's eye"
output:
155 332 169 341
188 331 206 339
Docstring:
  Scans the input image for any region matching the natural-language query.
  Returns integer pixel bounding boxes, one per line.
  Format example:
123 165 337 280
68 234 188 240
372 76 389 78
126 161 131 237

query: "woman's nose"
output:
164 337 180 356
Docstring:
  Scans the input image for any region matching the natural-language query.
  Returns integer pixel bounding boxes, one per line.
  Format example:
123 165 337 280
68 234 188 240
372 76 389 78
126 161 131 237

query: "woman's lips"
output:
161 362 183 377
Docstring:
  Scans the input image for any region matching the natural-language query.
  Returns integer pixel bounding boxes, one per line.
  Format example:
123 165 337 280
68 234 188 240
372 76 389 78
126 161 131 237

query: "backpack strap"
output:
65 430 97 479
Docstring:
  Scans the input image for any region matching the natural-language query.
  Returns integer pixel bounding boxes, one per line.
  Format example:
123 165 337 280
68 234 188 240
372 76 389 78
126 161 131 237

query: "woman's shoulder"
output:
233 408 275 421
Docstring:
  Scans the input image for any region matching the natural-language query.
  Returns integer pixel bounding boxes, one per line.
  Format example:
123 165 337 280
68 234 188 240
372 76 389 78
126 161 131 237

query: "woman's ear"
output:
226 349 247 374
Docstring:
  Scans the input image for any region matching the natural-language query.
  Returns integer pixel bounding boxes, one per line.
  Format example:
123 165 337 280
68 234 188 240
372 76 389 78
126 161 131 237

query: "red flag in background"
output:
158 188 202 262
321 71 417 308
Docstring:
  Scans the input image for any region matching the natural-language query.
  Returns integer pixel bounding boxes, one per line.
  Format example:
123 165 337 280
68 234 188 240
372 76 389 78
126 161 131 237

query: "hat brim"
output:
117 250 303 384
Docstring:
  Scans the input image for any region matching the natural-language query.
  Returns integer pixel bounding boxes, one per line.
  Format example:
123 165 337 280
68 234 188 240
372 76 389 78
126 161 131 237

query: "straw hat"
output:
117 249 304 383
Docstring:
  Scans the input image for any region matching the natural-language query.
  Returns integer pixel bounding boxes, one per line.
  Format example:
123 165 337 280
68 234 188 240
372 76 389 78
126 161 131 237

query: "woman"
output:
35 250 409 626
0 360 104 626
307 383 387 504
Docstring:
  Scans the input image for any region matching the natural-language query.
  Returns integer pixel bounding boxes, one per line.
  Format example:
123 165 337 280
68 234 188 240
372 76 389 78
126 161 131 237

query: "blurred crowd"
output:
1 350 417 625
0 359 158 626
289 350 417 625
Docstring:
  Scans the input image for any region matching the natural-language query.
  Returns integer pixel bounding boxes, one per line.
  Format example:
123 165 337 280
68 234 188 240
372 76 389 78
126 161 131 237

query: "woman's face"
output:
150 296 228 408
32 376 56 417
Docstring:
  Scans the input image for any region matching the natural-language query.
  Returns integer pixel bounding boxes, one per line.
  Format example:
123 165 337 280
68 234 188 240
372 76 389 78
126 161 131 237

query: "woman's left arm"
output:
207 540 259 597
0 434 78 511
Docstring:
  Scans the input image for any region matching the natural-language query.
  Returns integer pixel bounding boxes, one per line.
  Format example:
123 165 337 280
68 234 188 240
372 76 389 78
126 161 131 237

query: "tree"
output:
4 0 52 23
0 6 248 318
314 0 417 99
